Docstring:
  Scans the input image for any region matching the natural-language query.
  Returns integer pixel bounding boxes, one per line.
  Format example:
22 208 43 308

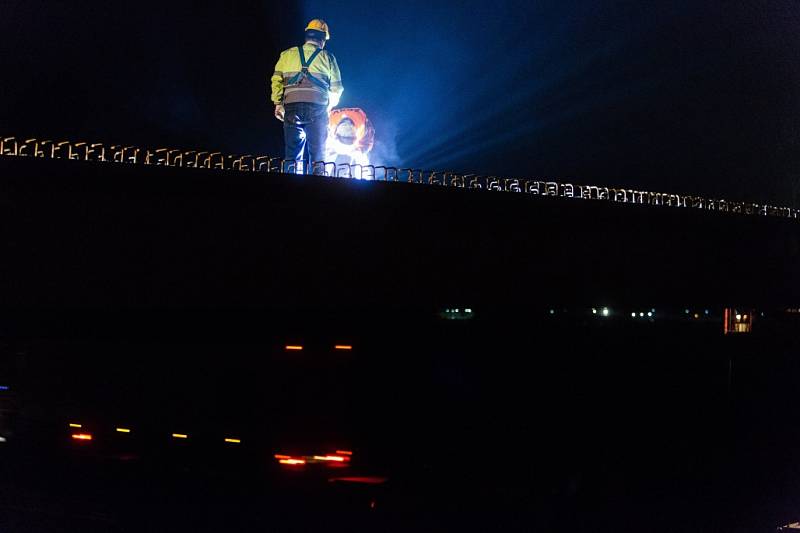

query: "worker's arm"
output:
328 53 343 110
271 52 287 121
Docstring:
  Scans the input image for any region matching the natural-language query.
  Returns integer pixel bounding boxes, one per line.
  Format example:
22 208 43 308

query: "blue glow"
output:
291 2 800 204
0 386 8 391
294 3 683 174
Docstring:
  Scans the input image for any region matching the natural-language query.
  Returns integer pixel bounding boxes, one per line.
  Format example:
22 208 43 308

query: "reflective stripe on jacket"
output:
271 43 343 107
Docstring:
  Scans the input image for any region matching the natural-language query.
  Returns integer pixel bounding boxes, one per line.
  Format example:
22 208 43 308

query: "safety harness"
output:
286 46 329 91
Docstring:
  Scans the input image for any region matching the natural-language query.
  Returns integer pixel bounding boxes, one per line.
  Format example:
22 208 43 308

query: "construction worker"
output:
326 107 375 167
271 19 343 173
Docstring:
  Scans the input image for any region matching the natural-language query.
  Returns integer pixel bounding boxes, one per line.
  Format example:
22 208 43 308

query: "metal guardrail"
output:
1 136 797 220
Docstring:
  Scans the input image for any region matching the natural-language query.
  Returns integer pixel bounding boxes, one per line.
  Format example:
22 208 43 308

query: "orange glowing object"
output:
334 345 353 351
171 433 188 439
72 433 92 441
279 458 306 465
224 438 241 444
274 454 291 460
285 345 303 351
335 450 353 456
69 423 82 428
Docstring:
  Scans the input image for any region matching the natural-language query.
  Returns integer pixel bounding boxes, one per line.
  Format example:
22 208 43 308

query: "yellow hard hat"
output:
305 19 330 40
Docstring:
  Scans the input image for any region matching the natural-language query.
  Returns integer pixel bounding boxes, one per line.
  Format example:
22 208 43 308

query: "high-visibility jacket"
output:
271 43 343 107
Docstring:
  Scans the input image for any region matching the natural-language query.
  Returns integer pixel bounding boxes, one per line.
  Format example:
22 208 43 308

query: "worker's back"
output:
274 43 342 106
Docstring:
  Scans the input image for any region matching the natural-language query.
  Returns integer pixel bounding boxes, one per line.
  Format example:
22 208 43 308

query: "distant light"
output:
115 428 131 433
172 433 188 439
704 310 709 315
334 345 353 351
224 438 241 444
454 309 460 313
72 433 92 441
465 308 472 313
736 314 742 320
743 314 748 320
285 345 303 351
631 313 636 318
651 308 655 313
274 454 291 460
639 312 644 317
0 436 6 443
592 308 597 314
335 450 353 456
69 423 82 428
0 385 8 391
279 458 306 465
549 309 555 315
694 313 700 319
647 312 652 317
602 307 610 317
684 309 690 314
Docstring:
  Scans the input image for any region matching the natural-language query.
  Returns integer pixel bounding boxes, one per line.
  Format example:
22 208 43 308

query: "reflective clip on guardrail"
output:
0 134 797 220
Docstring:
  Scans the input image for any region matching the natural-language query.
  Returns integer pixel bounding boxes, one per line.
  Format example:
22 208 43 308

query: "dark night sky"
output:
1 0 798 205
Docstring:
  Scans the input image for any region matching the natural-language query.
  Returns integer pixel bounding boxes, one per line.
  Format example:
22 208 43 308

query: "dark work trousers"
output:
283 102 328 174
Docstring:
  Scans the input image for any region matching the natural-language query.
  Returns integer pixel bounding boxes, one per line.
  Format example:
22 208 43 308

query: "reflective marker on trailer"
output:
285 345 303 351
313 455 347 462
329 476 388 485
334 345 353 351
224 438 241 444
72 434 92 441
172 433 188 439
69 423 82 428
116 428 131 433
279 458 306 465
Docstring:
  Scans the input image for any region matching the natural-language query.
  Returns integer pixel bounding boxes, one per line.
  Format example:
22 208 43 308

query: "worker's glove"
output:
274 104 285 122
